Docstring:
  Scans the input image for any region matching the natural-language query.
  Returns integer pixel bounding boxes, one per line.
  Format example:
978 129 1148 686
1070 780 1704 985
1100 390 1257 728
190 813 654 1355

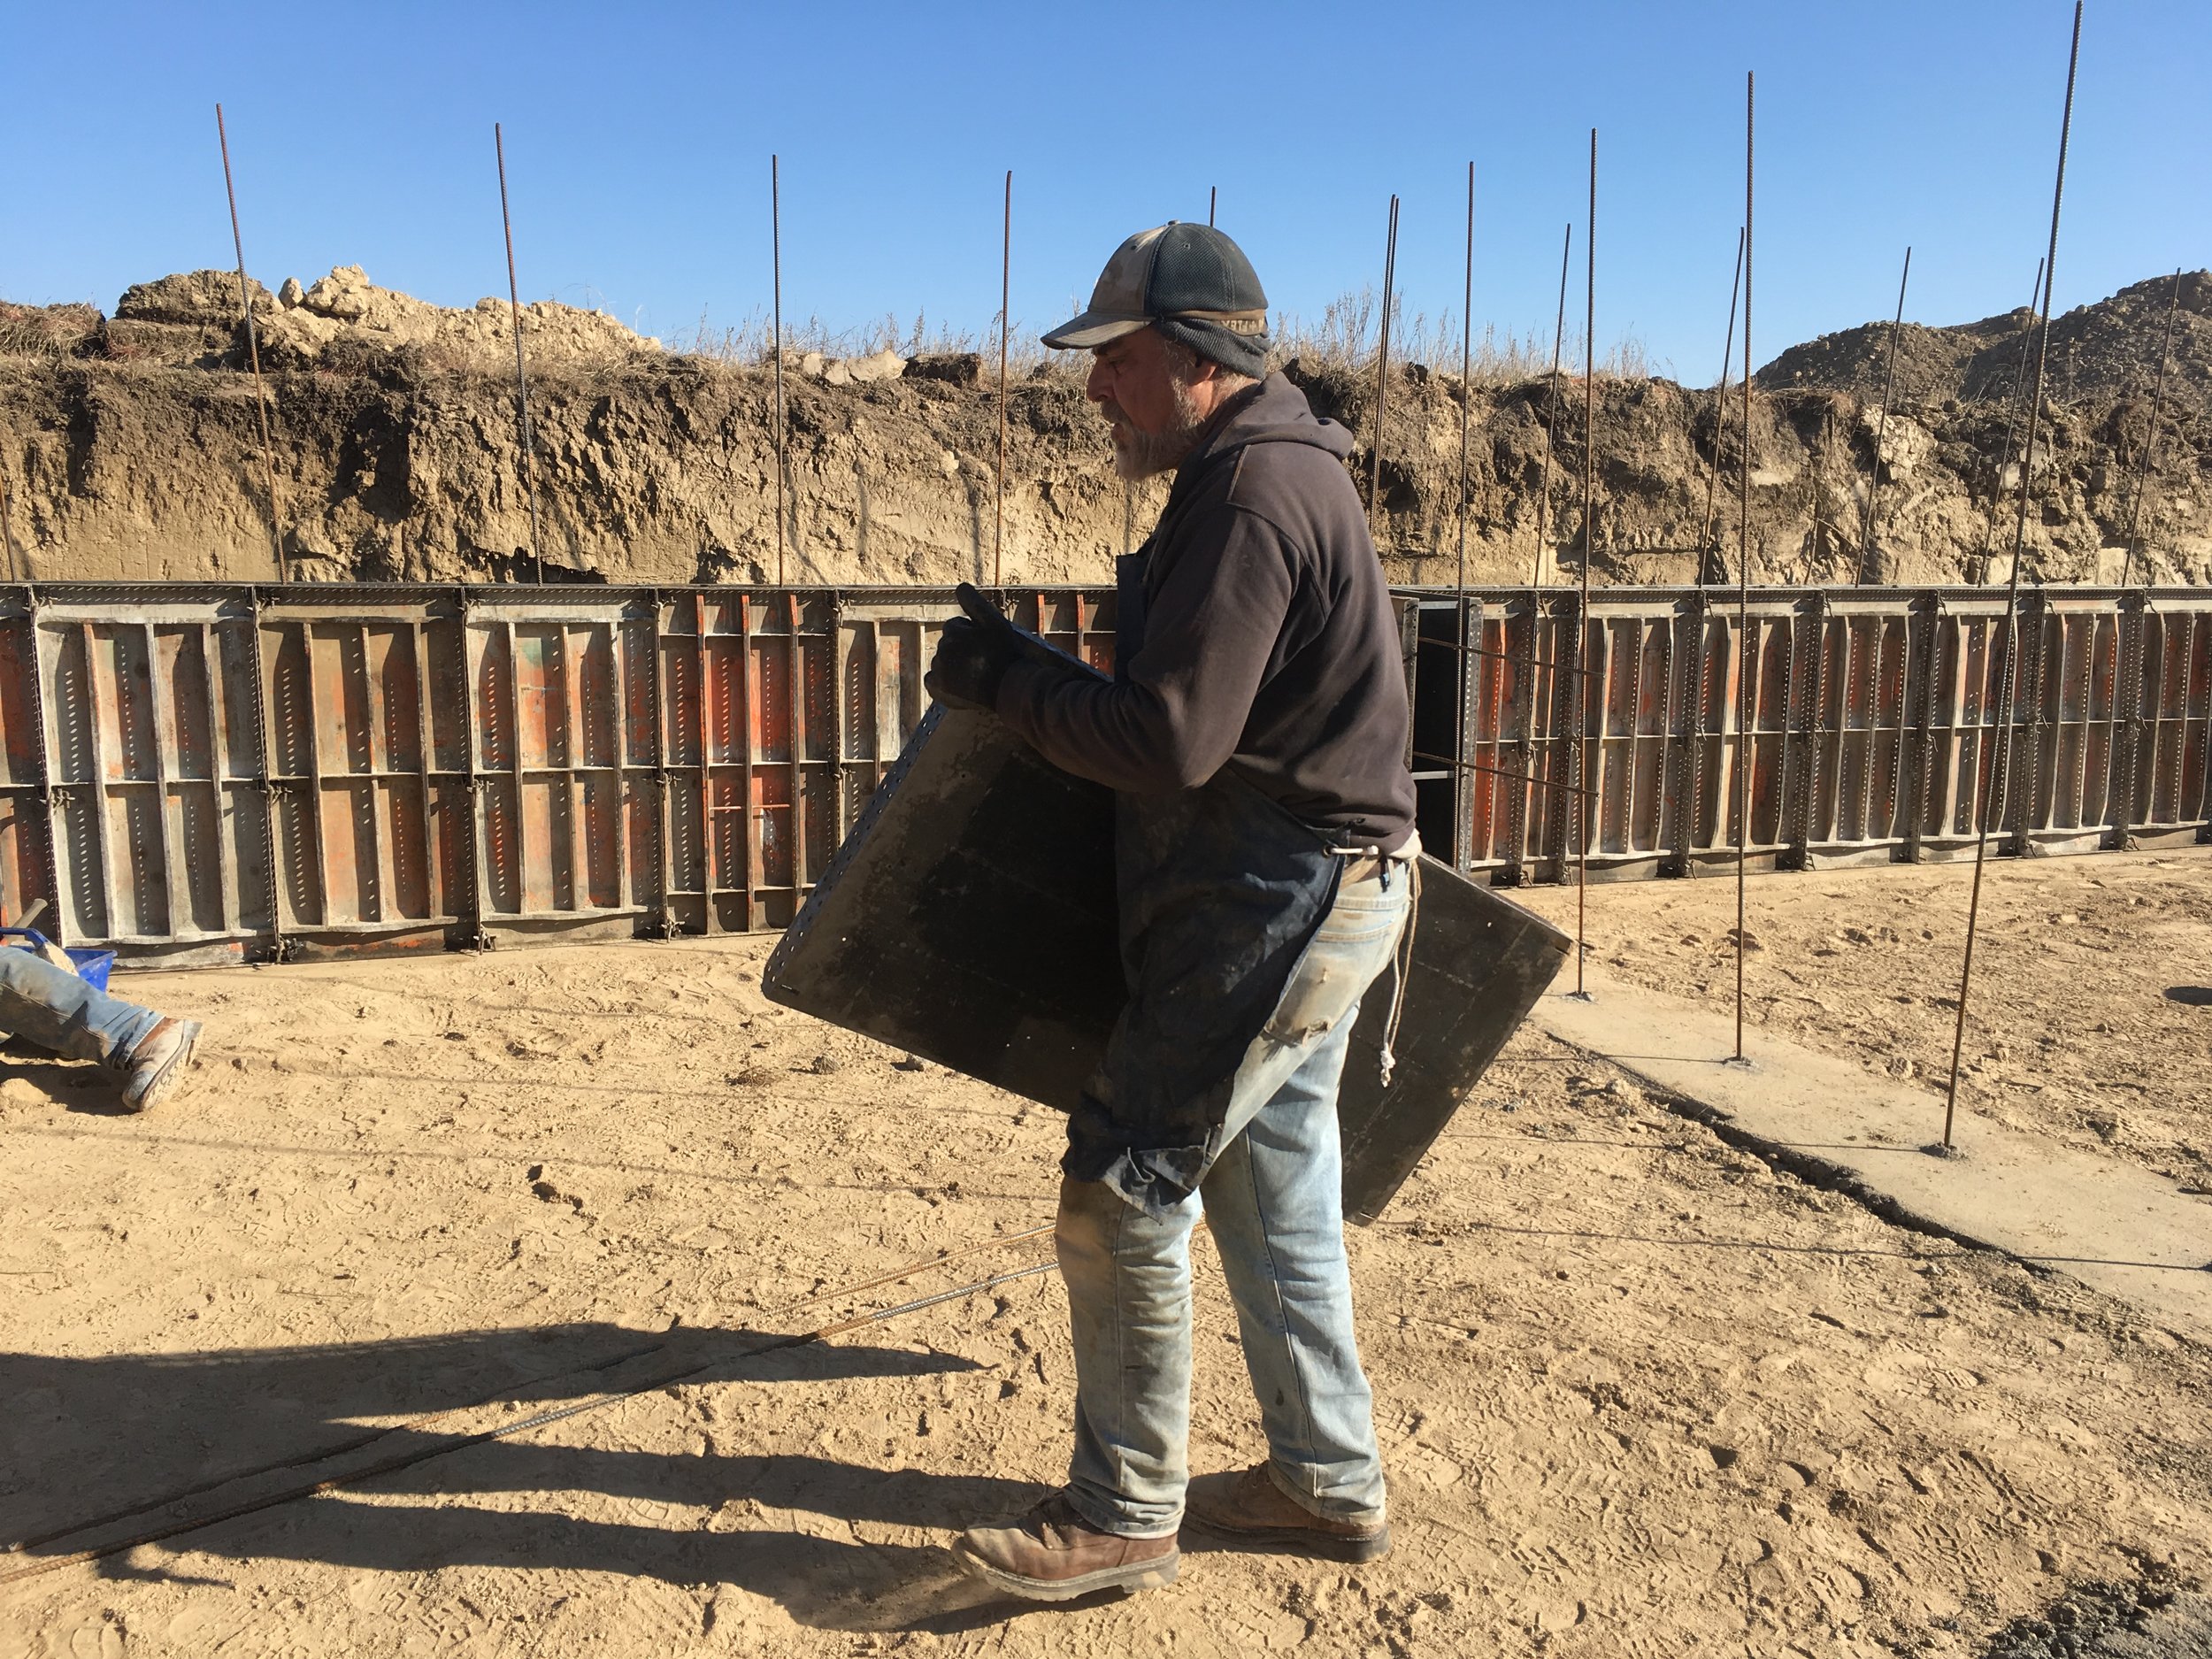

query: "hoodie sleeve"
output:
996 501 1295 794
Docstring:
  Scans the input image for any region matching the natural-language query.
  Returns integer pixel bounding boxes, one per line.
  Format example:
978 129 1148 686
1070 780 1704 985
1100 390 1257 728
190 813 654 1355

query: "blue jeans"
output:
1057 844 1415 1539
0 947 162 1069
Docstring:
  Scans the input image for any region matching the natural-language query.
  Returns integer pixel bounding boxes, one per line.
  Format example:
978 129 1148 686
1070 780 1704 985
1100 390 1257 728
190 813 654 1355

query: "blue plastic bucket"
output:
65 949 115 992
1 928 114 993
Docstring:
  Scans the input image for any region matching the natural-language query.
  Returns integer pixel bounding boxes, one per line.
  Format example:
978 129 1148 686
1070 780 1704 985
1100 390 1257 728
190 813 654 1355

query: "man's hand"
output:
926 583 1025 710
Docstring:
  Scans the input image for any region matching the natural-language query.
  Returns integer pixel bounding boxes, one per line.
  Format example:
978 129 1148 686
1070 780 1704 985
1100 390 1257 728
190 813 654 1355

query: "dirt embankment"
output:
1 265 2208 587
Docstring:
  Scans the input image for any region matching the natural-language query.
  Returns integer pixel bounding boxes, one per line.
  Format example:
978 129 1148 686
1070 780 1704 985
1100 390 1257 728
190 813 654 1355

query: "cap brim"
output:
1040 311 1151 350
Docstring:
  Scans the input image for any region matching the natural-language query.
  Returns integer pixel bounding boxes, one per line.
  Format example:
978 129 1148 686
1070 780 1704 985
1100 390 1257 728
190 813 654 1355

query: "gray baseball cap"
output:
1042 223 1270 363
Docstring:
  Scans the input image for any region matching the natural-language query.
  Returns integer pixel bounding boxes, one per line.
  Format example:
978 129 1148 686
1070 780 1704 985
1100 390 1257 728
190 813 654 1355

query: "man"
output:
1 935 200 1111
926 222 1417 1601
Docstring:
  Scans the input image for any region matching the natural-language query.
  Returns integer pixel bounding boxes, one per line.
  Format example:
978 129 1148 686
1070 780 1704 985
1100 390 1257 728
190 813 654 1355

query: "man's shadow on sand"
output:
2 1323 1132 1632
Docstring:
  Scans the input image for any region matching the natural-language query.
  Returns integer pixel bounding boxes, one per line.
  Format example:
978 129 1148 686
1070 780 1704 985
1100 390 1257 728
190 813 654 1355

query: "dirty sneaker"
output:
1184 1463 1390 1563
954 1491 1179 1601
120 1018 200 1112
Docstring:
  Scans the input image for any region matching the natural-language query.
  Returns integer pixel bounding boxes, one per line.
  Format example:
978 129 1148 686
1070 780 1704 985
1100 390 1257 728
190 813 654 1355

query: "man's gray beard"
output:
1106 380 1210 481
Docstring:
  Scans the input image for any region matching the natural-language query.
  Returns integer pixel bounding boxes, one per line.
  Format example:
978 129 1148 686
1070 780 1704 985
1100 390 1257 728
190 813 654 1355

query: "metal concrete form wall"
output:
1404 587 2212 884
0 584 1116 965
1 583 2205 966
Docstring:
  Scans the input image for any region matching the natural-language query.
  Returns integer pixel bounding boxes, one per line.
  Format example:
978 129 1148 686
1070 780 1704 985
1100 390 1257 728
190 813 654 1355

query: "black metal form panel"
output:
762 706 1571 1222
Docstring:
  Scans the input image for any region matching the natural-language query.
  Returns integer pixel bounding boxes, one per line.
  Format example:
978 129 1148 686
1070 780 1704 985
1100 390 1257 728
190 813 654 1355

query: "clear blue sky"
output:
4 1 2204 380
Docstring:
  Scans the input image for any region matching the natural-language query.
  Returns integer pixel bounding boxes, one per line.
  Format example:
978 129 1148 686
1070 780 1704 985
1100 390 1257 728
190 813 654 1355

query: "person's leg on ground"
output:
1192 1017 1389 1555
0 948 198 1110
956 853 1412 1588
0 946 162 1065
1057 1175 1200 1537
1187 858 1409 1557
953 1177 1193 1599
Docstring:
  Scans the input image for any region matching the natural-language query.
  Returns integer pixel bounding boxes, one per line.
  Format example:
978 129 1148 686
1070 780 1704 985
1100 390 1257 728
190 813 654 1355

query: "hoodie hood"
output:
1178 373 1353 482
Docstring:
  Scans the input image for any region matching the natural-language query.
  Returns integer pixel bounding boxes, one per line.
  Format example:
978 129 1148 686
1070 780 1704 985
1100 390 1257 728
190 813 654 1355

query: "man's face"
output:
1086 327 1204 481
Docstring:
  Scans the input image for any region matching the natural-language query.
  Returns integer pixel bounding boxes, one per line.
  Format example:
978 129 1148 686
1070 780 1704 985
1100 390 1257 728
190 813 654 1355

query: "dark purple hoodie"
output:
996 373 1415 851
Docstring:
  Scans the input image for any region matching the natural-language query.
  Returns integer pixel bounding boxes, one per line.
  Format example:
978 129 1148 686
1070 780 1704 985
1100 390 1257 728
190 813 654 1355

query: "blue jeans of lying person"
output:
1056 849 1413 1539
0 946 162 1069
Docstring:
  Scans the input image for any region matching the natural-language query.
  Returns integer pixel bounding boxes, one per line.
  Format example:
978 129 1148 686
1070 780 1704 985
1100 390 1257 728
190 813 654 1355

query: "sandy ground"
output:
1517 848 2212 1191
2 904 2209 1657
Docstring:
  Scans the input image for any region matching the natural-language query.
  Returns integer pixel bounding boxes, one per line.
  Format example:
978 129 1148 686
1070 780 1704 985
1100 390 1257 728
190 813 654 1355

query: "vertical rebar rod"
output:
1208 186 1217 227
1521 221 1571 887
1367 196 1401 535
494 124 544 585
216 104 288 583
1975 257 2047 584
1532 224 1573 584
0 441 22 580
2120 269 2184 588
2109 271 2181 853
1574 133 1595 995
1855 246 1913 585
1734 71 1755 1062
995 169 1011 588
1697 226 1747 572
1455 162 1475 596
772 155 786 587
1943 0 2083 1150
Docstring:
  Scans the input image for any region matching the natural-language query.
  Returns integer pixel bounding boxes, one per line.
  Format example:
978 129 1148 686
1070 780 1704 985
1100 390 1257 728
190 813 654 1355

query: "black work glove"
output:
925 583 1025 711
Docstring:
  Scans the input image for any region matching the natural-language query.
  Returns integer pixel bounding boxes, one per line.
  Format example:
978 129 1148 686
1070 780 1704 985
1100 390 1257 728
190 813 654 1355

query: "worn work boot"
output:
1185 1463 1390 1563
120 1018 201 1113
954 1491 1179 1601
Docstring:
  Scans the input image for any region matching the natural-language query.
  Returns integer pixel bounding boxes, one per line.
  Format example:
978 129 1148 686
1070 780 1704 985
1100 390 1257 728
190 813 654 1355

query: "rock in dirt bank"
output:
0 265 2207 586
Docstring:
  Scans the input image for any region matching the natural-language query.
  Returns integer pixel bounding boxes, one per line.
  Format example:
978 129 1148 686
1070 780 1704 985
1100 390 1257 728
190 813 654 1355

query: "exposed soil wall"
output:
2 266 2208 588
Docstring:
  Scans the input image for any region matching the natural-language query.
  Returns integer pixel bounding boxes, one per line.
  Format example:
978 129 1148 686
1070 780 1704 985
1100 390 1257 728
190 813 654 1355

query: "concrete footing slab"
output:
1530 965 2212 1345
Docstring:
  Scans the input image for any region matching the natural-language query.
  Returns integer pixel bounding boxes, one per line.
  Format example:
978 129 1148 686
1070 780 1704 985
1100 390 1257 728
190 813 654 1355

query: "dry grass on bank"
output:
664 286 1660 389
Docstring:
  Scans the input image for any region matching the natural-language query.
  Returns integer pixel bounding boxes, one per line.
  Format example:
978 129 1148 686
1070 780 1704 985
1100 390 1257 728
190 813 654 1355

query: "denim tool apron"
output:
1064 550 1379 1219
